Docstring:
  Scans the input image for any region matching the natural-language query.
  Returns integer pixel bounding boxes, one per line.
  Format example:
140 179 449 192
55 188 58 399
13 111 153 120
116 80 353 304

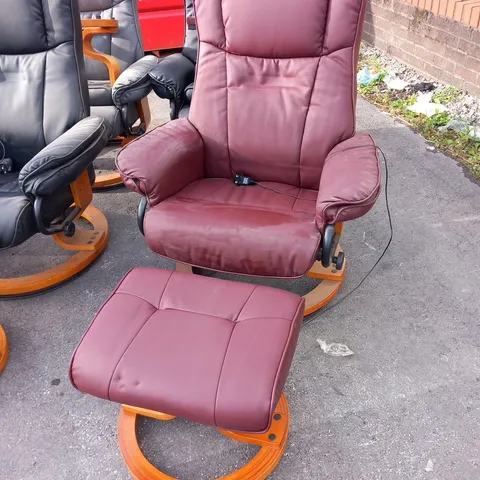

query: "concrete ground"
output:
1 95 480 480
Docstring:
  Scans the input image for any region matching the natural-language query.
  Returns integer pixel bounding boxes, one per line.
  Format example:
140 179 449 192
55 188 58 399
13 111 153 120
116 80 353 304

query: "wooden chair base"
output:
303 246 345 316
93 171 124 189
0 325 8 374
118 393 290 480
0 205 109 297
175 246 345 318
93 136 135 189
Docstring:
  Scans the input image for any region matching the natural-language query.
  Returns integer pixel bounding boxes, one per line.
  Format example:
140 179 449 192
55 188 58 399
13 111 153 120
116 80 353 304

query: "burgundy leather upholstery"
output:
144 179 320 277
70 268 304 433
117 0 380 278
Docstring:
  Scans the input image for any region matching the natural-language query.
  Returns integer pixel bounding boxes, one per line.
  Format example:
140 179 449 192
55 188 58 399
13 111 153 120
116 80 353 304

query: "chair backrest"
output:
79 0 144 81
0 0 90 170
190 0 367 190
182 0 198 63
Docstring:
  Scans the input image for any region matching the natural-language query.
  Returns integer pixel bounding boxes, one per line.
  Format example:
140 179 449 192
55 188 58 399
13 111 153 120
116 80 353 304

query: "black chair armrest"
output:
19 117 108 197
148 53 195 104
112 55 158 108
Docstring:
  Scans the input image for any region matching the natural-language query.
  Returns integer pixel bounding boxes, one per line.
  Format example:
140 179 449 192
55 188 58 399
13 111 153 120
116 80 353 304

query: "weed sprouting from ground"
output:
357 52 480 179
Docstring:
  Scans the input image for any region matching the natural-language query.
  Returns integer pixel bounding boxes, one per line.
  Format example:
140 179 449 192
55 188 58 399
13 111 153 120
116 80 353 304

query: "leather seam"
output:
297 56 322 189
41 53 47 149
202 42 351 60
350 0 365 129
234 285 259 322
106 307 158 401
219 0 232 176
156 270 175 309
267 299 304 430
165 198 315 215
213 285 258 424
113 294 295 324
72 0 89 116
69 268 135 389
39 0 49 49
213 322 236 427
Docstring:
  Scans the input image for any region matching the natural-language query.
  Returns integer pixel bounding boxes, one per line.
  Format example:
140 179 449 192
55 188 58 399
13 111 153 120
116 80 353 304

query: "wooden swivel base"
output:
176 246 345 318
303 247 345 316
118 393 290 480
93 171 124 189
93 137 135 189
0 325 8 374
0 205 109 297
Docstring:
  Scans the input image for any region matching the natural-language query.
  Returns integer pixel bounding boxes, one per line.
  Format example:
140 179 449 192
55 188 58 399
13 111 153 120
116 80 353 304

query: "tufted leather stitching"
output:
106 307 157 400
213 322 236 426
267 299 304 426
106 271 174 399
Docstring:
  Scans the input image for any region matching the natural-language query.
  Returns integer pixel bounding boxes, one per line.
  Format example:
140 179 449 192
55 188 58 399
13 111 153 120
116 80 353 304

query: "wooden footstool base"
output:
118 393 289 480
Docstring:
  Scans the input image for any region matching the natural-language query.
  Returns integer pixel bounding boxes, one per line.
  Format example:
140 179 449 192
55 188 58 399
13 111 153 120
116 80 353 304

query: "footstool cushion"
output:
70 268 304 433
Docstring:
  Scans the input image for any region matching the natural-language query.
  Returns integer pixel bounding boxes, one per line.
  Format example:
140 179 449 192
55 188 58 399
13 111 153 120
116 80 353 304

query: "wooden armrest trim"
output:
81 19 118 29
82 29 121 85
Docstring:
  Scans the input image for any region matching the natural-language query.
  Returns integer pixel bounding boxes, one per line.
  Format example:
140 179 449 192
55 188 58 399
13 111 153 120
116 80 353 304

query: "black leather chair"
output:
148 0 197 119
79 0 158 187
0 0 110 297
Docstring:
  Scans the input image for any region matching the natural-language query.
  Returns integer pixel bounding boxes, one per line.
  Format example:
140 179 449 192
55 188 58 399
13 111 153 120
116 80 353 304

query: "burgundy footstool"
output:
70 268 304 479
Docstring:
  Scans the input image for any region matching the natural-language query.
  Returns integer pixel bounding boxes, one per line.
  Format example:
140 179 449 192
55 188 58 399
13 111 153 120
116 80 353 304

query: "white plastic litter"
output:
438 119 469 132
469 127 480 141
317 339 354 356
407 92 448 117
425 459 434 472
438 120 480 141
357 66 381 86
385 73 408 91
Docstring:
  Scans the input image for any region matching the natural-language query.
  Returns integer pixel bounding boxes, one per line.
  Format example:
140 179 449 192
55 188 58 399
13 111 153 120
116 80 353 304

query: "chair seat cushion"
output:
144 178 320 278
0 173 36 249
91 105 124 138
88 80 114 107
70 268 304 432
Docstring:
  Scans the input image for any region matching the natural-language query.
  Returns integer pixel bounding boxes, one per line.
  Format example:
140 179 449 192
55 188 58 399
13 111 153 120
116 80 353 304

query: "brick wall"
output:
363 0 480 97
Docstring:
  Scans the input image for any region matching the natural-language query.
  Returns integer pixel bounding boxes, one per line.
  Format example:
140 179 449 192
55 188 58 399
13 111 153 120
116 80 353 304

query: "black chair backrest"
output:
182 0 198 63
0 0 89 170
78 0 145 81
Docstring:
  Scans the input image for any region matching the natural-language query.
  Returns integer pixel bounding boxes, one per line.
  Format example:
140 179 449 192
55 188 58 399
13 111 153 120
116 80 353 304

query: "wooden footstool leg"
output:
117 393 290 480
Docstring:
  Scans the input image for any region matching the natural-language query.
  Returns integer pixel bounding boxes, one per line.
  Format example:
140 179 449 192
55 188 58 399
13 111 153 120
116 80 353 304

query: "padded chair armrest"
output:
19 117 109 197
316 134 381 230
112 56 158 108
116 118 204 206
148 53 195 102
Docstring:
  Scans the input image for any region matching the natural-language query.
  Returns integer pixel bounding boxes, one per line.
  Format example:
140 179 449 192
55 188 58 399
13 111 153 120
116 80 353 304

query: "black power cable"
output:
233 144 393 327
302 146 393 327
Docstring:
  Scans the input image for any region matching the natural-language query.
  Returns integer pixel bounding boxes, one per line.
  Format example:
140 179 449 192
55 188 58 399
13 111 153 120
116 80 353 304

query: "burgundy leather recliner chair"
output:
117 0 381 310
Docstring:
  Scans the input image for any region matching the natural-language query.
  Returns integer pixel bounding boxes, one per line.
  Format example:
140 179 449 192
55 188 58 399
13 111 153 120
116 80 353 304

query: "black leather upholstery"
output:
78 0 157 138
0 0 109 250
149 0 197 119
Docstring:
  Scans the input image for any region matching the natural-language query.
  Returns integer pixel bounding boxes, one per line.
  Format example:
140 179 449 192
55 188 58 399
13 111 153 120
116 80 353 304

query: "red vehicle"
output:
138 0 184 53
